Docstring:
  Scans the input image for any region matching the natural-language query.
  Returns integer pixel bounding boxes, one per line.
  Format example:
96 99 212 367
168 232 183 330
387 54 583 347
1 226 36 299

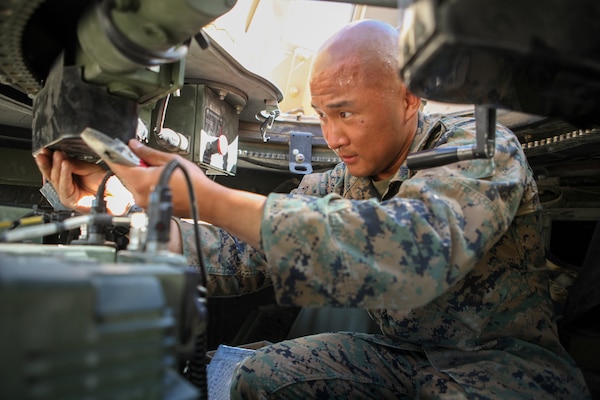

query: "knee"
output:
229 353 268 400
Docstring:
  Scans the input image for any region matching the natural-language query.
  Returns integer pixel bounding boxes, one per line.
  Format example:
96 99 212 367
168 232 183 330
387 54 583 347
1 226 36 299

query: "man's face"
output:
310 61 412 180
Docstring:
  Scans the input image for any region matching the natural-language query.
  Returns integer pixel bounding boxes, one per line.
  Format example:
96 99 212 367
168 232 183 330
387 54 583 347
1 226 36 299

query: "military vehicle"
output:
0 0 598 398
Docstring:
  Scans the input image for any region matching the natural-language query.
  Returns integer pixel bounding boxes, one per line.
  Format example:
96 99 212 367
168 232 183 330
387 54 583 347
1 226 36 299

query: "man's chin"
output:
345 165 372 178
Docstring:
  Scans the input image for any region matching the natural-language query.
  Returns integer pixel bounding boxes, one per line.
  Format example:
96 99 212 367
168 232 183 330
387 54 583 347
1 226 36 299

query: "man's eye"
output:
340 111 352 118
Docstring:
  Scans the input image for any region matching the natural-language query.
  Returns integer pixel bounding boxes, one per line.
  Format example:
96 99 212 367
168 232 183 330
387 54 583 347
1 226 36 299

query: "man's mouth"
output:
340 154 358 164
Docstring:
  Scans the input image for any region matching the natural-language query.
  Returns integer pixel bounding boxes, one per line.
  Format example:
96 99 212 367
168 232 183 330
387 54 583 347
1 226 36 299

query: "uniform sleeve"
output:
260 122 530 309
175 167 341 297
176 219 272 297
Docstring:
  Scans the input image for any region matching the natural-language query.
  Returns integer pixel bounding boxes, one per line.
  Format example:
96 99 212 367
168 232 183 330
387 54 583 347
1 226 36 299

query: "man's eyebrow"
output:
311 100 354 110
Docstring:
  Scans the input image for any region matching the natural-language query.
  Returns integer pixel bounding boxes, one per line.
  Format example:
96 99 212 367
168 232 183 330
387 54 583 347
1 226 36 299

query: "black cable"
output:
154 159 209 395
0 214 115 243
95 170 115 214
1 211 48 231
69 170 116 246
156 159 207 290
185 285 209 397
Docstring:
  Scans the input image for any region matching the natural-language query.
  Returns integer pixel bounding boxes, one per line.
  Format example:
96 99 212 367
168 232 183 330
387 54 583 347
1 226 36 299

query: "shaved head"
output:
311 20 401 91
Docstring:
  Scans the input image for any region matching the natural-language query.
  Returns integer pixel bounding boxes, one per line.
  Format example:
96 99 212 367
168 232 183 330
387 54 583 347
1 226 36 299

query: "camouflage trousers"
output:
229 332 468 399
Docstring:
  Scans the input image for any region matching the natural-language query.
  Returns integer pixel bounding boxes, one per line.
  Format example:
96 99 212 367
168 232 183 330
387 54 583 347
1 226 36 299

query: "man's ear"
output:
404 90 421 121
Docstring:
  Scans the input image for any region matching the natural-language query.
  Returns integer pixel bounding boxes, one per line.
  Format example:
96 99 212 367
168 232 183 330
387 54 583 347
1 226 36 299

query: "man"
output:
36 20 589 399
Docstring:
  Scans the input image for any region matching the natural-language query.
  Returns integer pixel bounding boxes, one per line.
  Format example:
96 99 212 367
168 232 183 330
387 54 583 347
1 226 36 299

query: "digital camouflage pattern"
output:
179 112 590 398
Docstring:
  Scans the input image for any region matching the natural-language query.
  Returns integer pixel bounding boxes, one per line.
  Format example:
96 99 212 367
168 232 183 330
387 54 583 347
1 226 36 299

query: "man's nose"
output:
323 123 348 150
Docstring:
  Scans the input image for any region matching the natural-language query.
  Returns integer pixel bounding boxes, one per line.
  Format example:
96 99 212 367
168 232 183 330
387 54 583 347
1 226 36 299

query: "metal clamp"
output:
407 106 496 169
289 131 313 174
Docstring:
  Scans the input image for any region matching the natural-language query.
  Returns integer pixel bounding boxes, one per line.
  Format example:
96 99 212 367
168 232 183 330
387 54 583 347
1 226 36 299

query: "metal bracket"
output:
406 106 496 169
39 182 71 212
289 131 313 174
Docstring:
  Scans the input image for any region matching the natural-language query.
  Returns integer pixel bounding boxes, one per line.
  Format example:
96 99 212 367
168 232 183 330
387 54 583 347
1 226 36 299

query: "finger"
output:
105 139 174 184
100 140 156 176
128 139 200 177
34 150 53 182
58 158 78 207
70 158 104 177
128 139 177 166
50 151 67 188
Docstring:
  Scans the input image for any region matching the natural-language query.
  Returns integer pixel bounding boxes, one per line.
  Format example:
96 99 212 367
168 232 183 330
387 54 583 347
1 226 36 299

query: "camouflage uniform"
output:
178 112 590 399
